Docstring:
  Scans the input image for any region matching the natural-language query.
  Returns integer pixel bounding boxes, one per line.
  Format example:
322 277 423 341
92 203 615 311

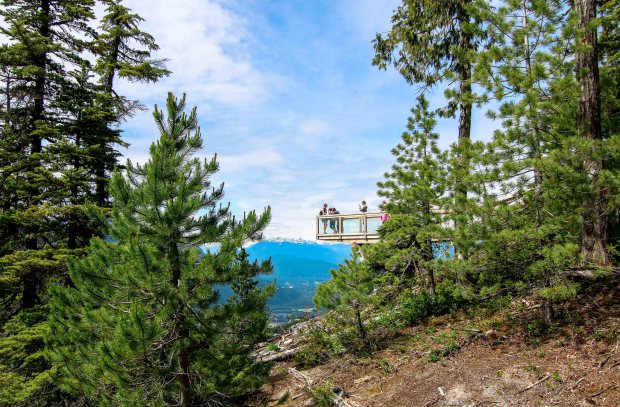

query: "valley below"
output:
246 239 351 323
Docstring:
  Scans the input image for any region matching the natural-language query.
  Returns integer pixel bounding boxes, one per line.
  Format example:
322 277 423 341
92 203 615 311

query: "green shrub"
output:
397 282 466 325
309 382 335 407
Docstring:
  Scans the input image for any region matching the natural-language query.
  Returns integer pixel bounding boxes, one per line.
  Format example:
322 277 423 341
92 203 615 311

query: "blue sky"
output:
113 0 486 239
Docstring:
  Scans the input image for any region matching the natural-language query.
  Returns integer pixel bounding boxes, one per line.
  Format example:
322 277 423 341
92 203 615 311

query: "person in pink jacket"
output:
380 200 390 223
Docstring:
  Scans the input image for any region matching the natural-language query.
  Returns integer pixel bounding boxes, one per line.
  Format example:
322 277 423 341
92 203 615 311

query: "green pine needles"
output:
47 94 274 406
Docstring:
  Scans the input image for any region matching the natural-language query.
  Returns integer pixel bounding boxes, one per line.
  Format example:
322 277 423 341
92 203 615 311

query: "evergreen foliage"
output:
93 0 171 204
376 95 450 296
0 1 168 403
372 0 486 256
47 94 274 406
469 0 586 322
310 0 620 363
371 0 619 321
314 247 376 349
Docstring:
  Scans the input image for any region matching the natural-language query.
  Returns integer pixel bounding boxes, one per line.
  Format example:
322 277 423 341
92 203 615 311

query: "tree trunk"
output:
32 0 49 156
178 320 192 407
354 301 368 347
68 132 81 250
575 0 611 266
455 3 473 258
522 0 543 230
427 268 436 297
97 28 122 206
22 0 51 309
169 238 192 406
543 299 554 327
21 270 39 309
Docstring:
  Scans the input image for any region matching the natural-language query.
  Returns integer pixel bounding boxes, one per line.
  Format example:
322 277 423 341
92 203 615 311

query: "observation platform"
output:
316 212 383 244
315 212 456 259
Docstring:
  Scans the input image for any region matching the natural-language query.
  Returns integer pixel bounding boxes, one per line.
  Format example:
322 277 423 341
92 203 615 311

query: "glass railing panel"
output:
317 218 328 235
326 217 340 234
317 214 383 239
433 241 455 259
317 217 340 235
366 217 382 234
342 217 361 234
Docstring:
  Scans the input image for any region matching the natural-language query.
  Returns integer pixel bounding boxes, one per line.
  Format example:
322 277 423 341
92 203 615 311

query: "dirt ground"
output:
249 280 620 406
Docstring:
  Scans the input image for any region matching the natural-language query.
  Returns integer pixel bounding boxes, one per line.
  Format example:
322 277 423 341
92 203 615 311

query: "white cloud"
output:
300 119 330 136
291 118 332 150
118 0 271 106
218 149 285 173
340 0 401 39
105 1 429 241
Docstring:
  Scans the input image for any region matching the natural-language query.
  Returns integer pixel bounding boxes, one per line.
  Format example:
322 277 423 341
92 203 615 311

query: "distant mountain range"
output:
203 238 455 322
247 239 351 279
246 239 351 322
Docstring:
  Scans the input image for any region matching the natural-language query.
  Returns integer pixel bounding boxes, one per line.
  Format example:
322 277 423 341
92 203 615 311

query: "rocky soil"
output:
248 279 620 406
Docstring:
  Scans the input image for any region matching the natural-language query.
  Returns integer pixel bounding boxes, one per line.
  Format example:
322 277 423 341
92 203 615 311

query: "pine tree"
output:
314 247 376 349
373 0 486 255
93 0 170 204
465 0 588 323
48 94 274 406
0 2 100 402
0 0 96 313
376 95 450 296
0 1 167 402
574 0 612 266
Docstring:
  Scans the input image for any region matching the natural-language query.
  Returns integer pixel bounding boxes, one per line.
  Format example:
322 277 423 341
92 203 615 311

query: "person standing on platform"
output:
319 203 329 234
358 200 368 232
358 200 368 213
380 200 390 224
331 207 340 233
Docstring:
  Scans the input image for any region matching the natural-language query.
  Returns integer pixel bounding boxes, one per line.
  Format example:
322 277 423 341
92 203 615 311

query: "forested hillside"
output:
0 0 170 403
276 0 620 405
310 0 620 349
1 0 619 406
0 1 273 405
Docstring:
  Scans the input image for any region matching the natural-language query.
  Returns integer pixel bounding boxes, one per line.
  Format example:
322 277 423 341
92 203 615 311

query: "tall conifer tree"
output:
468 0 587 323
373 0 485 255
376 95 450 295
575 0 612 266
0 2 99 402
0 1 168 402
93 0 170 204
48 94 274 406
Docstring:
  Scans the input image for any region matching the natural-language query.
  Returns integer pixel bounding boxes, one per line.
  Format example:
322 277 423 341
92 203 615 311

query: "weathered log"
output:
259 347 299 362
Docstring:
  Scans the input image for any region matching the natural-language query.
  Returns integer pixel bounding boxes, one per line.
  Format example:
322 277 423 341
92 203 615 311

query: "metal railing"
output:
316 212 383 243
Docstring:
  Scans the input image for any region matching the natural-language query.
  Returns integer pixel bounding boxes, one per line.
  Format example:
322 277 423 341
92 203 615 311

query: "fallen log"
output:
258 347 299 362
333 390 358 407
561 268 620 280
